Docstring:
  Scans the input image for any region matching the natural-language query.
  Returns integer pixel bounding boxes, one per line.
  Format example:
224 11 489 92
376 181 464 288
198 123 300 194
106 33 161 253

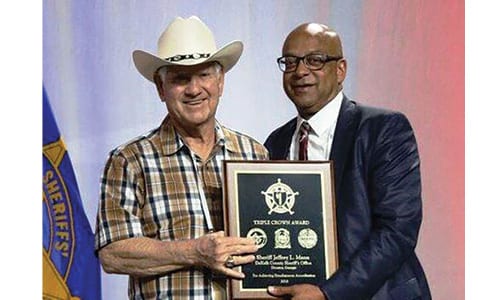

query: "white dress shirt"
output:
289 91 343 160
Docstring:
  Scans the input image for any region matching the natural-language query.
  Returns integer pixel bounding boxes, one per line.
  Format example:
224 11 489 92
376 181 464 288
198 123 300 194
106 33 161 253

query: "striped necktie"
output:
298 122 311 160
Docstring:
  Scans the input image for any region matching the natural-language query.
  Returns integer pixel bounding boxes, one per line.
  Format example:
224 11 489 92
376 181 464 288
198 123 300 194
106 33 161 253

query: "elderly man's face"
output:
156 62 224 130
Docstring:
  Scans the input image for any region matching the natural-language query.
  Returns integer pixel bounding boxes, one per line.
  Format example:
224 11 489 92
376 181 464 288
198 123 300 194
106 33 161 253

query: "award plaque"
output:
223 160 338 299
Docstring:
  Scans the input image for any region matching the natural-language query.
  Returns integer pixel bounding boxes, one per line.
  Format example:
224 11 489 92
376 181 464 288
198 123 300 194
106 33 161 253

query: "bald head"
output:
280 22 347 119
283 23 343 57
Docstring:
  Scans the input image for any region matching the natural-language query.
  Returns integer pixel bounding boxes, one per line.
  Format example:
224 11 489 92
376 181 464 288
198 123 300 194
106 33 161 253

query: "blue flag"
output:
43 87 101 300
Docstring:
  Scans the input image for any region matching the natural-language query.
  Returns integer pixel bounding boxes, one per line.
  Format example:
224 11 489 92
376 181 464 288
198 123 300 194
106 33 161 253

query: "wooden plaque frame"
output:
223 160 338 299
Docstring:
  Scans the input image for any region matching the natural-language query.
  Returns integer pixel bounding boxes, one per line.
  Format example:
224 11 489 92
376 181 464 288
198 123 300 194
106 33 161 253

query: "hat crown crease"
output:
157 17 217 59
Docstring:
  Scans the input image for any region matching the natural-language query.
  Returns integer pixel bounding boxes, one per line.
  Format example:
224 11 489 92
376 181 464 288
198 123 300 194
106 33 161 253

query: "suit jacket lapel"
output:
330 96 357 196
274 119 296 160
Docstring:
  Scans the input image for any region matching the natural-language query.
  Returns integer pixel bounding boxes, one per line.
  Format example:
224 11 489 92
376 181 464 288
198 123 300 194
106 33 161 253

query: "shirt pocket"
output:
143 179 201 241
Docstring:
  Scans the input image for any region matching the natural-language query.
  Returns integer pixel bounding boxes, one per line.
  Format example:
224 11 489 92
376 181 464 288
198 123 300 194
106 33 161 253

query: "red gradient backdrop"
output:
354 1 464 299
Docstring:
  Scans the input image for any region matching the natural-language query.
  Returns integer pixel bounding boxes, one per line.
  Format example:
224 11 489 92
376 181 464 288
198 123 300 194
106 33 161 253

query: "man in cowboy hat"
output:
95 16 268 299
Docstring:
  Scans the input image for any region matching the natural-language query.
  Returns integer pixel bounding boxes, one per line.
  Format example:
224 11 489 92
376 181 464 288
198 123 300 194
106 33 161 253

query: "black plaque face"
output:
223 161 338 299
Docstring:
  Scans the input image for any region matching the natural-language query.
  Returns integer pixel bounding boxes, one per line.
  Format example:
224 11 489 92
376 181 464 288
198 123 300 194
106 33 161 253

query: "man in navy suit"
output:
265 22 431 300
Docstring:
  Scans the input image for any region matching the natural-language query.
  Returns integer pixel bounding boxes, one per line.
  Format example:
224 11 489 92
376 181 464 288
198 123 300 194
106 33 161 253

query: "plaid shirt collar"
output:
159 115 238 156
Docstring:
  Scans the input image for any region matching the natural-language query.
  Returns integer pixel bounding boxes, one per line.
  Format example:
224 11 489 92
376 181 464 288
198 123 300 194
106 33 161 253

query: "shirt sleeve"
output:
94 149 145 251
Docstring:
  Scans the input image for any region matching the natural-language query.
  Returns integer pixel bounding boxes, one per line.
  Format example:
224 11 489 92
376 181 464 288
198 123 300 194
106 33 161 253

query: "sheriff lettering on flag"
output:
42 88 102 300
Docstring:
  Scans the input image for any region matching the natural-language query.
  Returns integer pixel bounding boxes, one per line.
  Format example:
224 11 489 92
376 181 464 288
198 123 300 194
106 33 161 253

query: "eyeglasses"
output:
277 54 343 73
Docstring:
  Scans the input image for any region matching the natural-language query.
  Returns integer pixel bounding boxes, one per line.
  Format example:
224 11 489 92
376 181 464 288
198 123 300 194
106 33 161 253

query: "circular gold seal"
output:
247 228 268 248
297 228 318 249
274 228 291 249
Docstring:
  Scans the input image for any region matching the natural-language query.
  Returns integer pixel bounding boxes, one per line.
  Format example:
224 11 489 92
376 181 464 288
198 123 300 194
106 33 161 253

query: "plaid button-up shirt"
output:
95 116 268 299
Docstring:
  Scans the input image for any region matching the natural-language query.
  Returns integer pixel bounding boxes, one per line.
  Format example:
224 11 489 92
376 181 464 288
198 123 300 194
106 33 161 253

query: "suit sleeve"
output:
319 113 423 299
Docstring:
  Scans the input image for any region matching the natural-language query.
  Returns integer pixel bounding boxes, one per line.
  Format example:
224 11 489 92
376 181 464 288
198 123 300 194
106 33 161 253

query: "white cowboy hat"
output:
133 16 243 82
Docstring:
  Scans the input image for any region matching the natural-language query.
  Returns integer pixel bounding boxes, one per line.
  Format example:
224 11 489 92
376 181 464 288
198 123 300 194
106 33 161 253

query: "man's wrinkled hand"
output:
195 231 258 279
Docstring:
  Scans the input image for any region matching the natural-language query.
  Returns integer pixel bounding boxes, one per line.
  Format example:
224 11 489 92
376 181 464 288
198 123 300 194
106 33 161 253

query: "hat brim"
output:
133 41 243 82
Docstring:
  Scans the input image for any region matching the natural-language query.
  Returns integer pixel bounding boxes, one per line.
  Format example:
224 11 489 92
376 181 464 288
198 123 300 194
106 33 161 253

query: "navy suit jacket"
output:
264 97 431 300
